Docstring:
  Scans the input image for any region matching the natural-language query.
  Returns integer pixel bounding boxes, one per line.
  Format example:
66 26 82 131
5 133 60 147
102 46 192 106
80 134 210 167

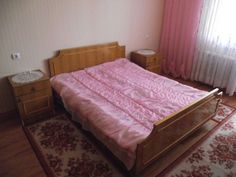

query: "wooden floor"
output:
0 118 46 177
0 78 236 177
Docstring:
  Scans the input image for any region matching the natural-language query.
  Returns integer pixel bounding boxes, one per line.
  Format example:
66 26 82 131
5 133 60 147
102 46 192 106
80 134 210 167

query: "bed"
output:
48 42 222 174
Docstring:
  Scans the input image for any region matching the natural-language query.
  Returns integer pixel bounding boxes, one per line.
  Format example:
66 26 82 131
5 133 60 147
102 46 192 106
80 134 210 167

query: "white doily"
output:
137 49 156 55
12 71 43 84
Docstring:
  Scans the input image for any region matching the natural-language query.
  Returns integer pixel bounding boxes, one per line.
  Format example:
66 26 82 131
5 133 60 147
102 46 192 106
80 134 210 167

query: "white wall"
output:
0 0 164 113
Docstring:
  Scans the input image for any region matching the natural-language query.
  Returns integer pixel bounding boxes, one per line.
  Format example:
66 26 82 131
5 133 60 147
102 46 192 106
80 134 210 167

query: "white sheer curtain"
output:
191 0 236 95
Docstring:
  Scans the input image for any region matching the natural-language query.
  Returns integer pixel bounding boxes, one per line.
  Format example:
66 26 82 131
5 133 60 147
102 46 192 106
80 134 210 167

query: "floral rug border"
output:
24 125 56 177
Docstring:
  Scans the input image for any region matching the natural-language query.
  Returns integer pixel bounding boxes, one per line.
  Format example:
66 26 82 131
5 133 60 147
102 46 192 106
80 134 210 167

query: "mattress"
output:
50 58 207 169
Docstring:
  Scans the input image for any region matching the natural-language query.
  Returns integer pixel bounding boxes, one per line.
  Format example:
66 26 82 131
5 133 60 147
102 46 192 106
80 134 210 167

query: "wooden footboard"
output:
134 88 222 174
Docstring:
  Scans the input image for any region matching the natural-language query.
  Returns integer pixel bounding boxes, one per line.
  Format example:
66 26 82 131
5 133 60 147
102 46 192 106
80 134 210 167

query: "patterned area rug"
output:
24 115 124 177
24 103 234 177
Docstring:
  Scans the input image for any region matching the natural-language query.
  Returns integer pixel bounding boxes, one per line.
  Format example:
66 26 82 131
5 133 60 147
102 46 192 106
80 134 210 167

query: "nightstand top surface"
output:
8 70 48 87
136 49 156 56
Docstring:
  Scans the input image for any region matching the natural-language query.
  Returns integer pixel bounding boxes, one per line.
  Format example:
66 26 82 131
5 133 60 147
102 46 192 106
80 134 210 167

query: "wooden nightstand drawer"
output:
13 80 50 96
17 89 53 120
16 88 51 102
24 96 49 115
146 65 161 74
146 56 159 66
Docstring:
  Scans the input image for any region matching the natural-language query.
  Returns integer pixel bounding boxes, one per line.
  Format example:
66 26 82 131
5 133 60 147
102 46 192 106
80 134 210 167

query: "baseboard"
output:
0 109 18 122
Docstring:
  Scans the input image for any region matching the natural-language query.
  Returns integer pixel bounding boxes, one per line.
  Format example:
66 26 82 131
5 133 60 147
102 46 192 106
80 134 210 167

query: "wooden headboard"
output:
48 42 125 77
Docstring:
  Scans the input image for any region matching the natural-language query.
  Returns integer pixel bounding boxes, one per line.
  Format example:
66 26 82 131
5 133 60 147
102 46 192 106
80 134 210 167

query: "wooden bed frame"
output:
48 42 222 175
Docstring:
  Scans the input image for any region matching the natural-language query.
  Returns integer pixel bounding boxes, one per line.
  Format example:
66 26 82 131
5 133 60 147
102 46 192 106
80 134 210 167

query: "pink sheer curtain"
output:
160 0 203 79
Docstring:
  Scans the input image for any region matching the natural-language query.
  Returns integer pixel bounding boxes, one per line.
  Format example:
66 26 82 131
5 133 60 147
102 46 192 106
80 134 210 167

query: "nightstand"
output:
8 70 53 125
131 49 161 74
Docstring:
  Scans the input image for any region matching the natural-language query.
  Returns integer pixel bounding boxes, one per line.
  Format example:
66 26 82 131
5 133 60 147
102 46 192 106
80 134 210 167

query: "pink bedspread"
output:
50 58 207 169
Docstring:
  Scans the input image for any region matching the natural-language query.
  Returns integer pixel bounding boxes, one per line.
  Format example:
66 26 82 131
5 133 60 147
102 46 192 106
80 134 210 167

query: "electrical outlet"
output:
11 53 21 60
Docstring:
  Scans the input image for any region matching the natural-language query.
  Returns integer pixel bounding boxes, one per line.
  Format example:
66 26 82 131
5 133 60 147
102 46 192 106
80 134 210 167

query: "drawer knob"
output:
31 87 36 92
